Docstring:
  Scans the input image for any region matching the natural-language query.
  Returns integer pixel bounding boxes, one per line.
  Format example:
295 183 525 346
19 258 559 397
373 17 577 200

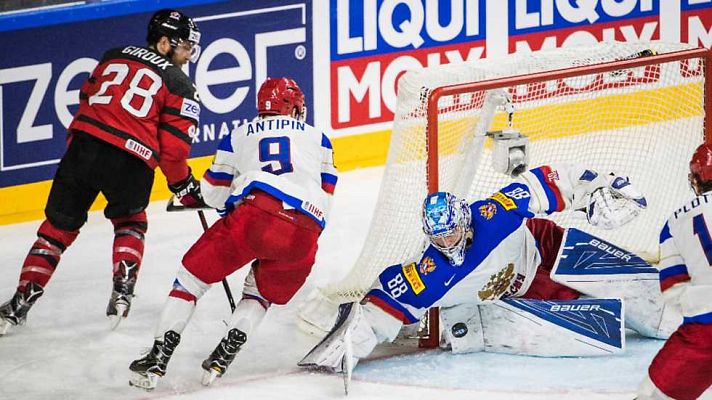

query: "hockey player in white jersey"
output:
127 77 338 391
299 163 659 377
637 143 712 400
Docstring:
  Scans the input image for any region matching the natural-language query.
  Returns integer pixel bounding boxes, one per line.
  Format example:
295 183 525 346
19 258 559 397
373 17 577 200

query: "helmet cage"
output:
422 192 472 266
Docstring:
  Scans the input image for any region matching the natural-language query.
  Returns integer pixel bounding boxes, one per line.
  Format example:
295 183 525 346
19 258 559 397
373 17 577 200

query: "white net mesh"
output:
320 41 707 305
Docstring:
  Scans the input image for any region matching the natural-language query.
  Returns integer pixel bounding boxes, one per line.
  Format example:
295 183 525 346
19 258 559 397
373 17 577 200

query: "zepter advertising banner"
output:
0 0 313 223
0 0 312 188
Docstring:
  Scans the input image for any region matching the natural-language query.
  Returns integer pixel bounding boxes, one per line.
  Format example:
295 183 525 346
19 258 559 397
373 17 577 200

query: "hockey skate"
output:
107 260 138 330
129 330 181 391
0 282 44 336
201 328 247 386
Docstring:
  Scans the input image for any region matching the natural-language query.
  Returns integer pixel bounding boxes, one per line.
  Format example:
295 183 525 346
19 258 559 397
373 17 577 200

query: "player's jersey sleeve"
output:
201 132 239 209
320 133 338 195
657 221 691 305
157 68 200 184
516 164 607 215
486 183 536 219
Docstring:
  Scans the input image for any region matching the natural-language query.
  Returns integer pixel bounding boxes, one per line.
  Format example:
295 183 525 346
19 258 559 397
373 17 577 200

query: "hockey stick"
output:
195 210 237 313
167 196 237 313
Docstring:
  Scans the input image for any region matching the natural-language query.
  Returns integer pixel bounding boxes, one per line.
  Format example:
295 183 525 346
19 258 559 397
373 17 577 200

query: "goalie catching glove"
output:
168 170 206 208
586 174 647 229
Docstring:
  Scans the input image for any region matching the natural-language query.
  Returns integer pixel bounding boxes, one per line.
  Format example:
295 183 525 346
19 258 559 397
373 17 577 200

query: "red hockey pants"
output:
182 190 321 305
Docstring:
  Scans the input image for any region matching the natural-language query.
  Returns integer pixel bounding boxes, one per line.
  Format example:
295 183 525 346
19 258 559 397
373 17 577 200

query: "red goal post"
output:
420 46 712 348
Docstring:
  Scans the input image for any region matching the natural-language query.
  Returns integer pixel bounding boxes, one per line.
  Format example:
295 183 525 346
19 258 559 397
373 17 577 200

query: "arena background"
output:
0 0 710 225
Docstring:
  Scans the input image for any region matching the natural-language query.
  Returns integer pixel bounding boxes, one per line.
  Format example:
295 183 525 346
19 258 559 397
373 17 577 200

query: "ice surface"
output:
0 167 707 400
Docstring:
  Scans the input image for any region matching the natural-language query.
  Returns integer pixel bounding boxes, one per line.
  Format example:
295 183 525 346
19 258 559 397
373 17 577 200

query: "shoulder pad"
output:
164 66 198 101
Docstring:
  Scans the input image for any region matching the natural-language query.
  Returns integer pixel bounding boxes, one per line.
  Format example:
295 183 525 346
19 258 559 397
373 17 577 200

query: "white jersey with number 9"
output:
201 116 338 229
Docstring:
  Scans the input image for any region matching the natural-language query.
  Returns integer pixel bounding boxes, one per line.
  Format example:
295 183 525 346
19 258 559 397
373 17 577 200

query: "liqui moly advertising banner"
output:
324 0 712 136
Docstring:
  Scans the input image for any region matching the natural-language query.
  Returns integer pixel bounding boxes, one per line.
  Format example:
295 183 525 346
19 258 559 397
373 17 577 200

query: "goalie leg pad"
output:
297 288 341 336
441 298 625 356
298 302 390 372
439 303 484 353
551 228 681 339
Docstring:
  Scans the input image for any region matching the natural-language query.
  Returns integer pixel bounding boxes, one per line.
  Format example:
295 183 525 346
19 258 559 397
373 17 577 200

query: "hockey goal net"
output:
300 41 711 346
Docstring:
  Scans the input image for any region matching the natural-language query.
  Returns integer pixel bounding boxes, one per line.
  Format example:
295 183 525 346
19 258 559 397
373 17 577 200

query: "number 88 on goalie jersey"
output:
201 116 338 228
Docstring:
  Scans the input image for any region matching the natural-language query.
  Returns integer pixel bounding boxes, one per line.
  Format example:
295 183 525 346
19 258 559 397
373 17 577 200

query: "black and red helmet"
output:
147 9 201 61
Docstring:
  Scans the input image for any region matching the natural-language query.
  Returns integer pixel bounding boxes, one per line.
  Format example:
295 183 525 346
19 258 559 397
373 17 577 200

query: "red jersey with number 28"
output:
68 45 199 184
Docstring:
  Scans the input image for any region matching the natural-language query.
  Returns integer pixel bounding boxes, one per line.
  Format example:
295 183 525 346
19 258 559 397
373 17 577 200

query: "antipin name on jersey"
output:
674 193 712 219
246 119 306 136
121 46 173 70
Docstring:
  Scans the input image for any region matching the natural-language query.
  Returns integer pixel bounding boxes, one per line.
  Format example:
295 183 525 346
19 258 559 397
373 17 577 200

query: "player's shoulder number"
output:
88 62 162 118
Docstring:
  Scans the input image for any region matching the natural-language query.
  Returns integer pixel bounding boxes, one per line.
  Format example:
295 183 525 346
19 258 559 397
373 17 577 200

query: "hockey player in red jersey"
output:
0 9 204 334
128 77 339 391
637 143 712 400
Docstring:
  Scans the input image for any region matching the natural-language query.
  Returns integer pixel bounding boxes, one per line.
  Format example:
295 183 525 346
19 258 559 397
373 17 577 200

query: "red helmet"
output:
690 142 712 183
257 77 305 118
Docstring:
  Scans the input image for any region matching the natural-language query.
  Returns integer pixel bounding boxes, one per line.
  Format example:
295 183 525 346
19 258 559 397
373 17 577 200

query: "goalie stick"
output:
167 196 236 313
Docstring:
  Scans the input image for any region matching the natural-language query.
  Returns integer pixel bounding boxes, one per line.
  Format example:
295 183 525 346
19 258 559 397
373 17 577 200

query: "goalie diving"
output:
298 164 680 388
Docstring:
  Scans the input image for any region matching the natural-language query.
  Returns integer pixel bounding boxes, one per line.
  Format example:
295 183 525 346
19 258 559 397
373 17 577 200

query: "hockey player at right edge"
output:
299 164 673 382
637 143 712 400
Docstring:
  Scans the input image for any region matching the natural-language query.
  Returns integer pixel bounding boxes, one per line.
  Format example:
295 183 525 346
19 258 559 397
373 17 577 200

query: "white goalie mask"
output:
422 192 472 266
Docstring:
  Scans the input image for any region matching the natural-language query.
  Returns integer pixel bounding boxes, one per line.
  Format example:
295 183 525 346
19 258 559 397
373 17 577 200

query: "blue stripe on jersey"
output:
659 222 672 243
321 134 333 149
321 173 337 185
683 311 712 325
529 167 560 214
205 170 234 182
659 264 689 281
224 181 326 228
367 288 419 324
217 134 234 152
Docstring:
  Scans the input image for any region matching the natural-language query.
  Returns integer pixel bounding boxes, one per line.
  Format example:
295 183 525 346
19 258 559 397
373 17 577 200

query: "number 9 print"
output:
259 136 294 175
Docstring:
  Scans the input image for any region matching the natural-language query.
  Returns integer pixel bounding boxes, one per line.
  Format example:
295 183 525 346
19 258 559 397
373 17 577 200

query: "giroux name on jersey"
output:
121 46 173 70
246 119 306 136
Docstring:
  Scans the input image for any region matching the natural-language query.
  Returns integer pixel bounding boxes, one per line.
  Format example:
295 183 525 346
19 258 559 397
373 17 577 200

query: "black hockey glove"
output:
168 172 206 208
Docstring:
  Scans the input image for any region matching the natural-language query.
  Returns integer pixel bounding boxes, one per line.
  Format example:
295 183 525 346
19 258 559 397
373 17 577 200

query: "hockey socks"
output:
18 220 78 292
